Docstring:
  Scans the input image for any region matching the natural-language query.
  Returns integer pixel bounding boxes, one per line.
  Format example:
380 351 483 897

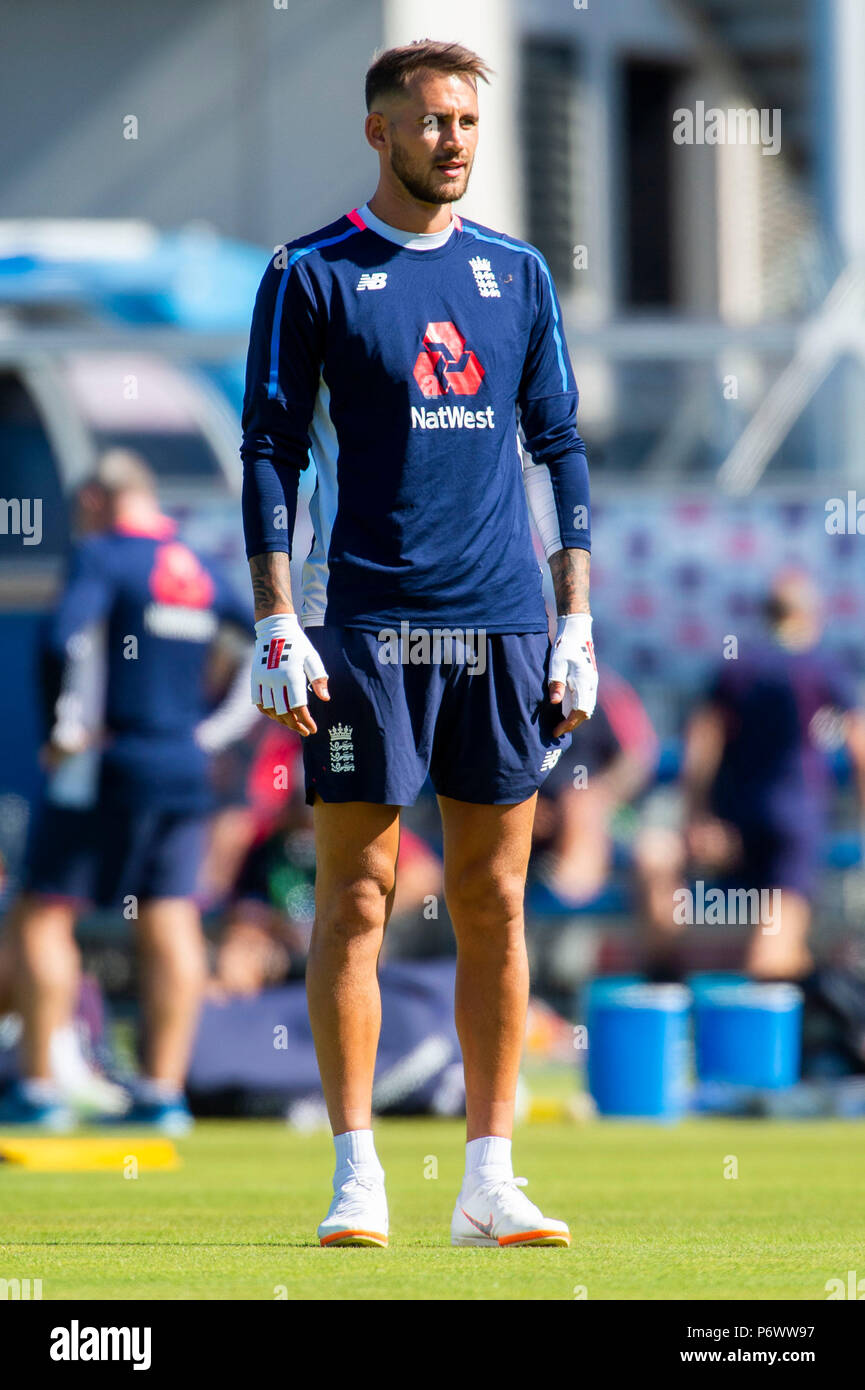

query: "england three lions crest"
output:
329 723 355 773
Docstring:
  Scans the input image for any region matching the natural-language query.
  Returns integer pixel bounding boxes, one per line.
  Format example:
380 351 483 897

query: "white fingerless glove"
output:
252 614 327 715
549 614 598 720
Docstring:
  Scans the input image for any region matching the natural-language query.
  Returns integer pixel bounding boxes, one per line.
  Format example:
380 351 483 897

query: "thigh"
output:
93 803 155 910
766 825 821 903
430 633 570 805
313 799 401 904
23 802 98 904
140 812 209 903
438 794 537 905
301 626 442 807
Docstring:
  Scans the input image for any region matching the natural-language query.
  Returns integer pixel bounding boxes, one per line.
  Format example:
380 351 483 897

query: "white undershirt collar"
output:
358 202 456 251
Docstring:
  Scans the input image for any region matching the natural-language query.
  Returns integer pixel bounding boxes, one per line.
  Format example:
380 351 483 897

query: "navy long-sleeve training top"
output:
240 205 590 633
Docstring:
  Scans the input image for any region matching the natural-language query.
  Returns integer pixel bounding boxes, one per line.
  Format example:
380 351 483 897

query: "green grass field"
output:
2 1116 864 1300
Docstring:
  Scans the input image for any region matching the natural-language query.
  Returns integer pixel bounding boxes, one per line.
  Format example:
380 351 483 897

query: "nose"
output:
439 119 465 150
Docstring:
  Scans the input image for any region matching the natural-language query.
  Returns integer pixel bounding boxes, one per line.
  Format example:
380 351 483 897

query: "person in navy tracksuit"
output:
1 451 254 1131
636 571 865 983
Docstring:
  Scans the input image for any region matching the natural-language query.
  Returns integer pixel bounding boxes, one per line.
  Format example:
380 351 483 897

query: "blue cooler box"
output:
693 980 802 1088
586 979 691 1119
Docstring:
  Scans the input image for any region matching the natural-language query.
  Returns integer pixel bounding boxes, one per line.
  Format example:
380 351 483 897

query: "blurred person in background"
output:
209 737 311 997
531 664 658 905
0 450 255 1132
0 476 120 1113
635 570 865 983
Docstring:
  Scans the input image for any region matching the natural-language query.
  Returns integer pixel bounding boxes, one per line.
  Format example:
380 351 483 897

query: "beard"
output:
389 137 471 205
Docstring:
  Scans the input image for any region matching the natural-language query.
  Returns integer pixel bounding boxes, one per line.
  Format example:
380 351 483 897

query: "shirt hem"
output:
302 615 549 635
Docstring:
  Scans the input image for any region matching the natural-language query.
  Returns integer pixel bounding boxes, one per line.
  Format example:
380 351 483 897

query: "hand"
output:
549 613 598 737
39 741 74 772
685 815 742 873
40 724 93 770
252 614 329 736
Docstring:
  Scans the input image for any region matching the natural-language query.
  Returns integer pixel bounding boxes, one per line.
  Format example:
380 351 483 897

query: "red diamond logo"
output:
412 321 485 397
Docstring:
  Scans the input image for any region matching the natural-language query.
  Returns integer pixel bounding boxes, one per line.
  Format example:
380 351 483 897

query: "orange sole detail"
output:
319 1229 388 1248
498 1229 570 1247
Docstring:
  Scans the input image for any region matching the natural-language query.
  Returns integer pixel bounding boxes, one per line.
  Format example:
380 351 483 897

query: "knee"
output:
138 916 207 985
633 828 684 879
316 873 394 942
445 866 526 937
12 897 75 950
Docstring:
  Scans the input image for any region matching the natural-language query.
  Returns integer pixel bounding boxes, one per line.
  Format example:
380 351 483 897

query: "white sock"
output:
465 1135 513 1184
49 1023 89 1086
136 1078 183 1105
333 1129 383 1182
20 1078 61 1106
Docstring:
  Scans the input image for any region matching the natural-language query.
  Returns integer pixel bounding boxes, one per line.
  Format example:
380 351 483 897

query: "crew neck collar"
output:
351 203 461 251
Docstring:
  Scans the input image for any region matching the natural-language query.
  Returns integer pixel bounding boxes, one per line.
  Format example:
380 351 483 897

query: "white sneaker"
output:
451 1174 570 1248
49 1023 129 1117
317 1161 389 1248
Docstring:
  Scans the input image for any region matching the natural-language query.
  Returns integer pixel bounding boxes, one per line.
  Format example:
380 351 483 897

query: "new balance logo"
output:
541 749 562 773
329 723 355 773
357 272 387 291
469 256 500 298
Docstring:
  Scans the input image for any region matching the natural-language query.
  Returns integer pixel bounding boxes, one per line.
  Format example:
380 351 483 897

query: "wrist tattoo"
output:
549 547 591 617
249 552 295 620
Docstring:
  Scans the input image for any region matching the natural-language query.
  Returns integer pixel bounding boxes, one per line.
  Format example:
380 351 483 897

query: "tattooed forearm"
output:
249 552 295 621
548 547 591 616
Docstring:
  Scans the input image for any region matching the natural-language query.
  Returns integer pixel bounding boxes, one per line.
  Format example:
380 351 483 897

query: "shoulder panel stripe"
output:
461 225 568 392
267 223 363 399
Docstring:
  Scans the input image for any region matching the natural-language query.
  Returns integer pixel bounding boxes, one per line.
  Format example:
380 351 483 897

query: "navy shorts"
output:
25 799 207 908
301 626 570 806
731 823 820 902
24 803 99 902
711 795 823 902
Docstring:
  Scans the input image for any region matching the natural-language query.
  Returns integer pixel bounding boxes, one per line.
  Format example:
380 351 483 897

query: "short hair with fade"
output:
365 39 491 111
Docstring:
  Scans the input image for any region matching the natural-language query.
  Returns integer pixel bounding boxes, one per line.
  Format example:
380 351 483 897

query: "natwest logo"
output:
149 542 215 609
412 321 485 397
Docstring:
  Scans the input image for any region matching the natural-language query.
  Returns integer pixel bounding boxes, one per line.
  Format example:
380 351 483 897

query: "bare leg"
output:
439 795 537 1142
306 800 400 1135
0 924 17 1013
545 783 613 903
10 895 80 1079
632 827 689 975
211 904 289 998
746 888 813 980
136 898 207 1087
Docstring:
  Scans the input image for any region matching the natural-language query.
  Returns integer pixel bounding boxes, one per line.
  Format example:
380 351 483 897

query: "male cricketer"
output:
241 40 598 1248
